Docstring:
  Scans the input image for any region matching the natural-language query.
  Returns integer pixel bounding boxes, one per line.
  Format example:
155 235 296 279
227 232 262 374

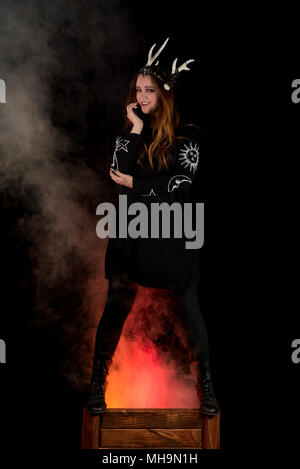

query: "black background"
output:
0 0 299 463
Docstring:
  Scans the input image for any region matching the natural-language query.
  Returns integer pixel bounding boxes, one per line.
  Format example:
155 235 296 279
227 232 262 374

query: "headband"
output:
138 37 195 91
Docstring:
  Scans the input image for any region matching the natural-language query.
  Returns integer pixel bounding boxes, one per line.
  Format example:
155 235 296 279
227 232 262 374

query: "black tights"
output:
93 274 210 363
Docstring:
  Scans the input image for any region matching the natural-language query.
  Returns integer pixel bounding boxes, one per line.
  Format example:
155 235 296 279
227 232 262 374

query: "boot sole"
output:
86 407 107 415
200 409 220 417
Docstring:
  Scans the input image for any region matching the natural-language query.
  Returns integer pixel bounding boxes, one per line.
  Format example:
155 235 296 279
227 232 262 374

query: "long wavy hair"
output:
124 72 181 171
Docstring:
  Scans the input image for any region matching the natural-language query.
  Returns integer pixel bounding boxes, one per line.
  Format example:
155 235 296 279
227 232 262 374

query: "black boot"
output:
86 355 112 415
196 360 220 417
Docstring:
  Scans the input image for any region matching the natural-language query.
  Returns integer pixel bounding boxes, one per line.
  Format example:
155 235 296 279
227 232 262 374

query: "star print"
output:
115 136 130 153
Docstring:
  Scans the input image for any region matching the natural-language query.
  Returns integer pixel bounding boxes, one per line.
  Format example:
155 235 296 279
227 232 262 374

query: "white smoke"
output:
0 0 140 389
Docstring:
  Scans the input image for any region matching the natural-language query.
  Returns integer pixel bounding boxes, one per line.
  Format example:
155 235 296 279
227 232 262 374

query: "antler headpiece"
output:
138 37 195 91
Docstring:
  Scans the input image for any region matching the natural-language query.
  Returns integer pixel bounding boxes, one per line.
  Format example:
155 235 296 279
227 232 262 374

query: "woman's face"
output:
136 74 159 115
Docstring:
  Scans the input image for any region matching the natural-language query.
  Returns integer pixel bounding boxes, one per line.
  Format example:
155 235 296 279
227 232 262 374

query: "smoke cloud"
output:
0 0 197 399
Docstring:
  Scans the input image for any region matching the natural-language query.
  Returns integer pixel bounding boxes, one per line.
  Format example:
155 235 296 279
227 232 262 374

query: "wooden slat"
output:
202 412 220 449
81 408 100 449
100 408 202 428
81 408 220 450
100 428 202 448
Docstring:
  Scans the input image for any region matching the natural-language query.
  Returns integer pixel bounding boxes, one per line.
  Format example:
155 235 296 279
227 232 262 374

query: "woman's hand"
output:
110 168 133 189
127 102 143 132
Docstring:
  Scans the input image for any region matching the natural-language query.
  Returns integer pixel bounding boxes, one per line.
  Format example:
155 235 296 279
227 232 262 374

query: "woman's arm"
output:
110 103 144 175
110 132 142 175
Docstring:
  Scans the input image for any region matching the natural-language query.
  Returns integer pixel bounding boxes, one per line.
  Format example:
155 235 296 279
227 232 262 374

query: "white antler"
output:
171 58 178 74
171 58 195 74
146 37 169 66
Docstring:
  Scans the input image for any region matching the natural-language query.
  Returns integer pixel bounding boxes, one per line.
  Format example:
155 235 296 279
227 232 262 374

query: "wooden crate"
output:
81 408 220 449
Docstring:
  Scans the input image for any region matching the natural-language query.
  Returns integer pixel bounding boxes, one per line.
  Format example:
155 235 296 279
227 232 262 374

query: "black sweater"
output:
105 124 202 289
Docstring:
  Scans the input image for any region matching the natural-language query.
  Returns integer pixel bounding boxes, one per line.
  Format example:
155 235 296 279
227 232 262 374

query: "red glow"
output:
106 286 199 408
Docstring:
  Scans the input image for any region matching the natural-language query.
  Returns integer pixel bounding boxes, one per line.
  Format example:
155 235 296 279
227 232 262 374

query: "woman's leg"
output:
87 273 138 414
173 282 219 416
173 283 210 362
93 273 139 360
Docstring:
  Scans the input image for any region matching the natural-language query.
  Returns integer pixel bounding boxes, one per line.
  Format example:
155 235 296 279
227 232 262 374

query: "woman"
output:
86 41 219 417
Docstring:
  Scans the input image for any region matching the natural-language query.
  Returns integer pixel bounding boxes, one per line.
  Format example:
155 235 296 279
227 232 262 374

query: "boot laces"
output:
198 361 216 399
91 358 111 390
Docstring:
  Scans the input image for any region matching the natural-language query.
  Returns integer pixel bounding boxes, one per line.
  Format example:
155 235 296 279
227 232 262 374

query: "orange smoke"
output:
105 286 199 408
